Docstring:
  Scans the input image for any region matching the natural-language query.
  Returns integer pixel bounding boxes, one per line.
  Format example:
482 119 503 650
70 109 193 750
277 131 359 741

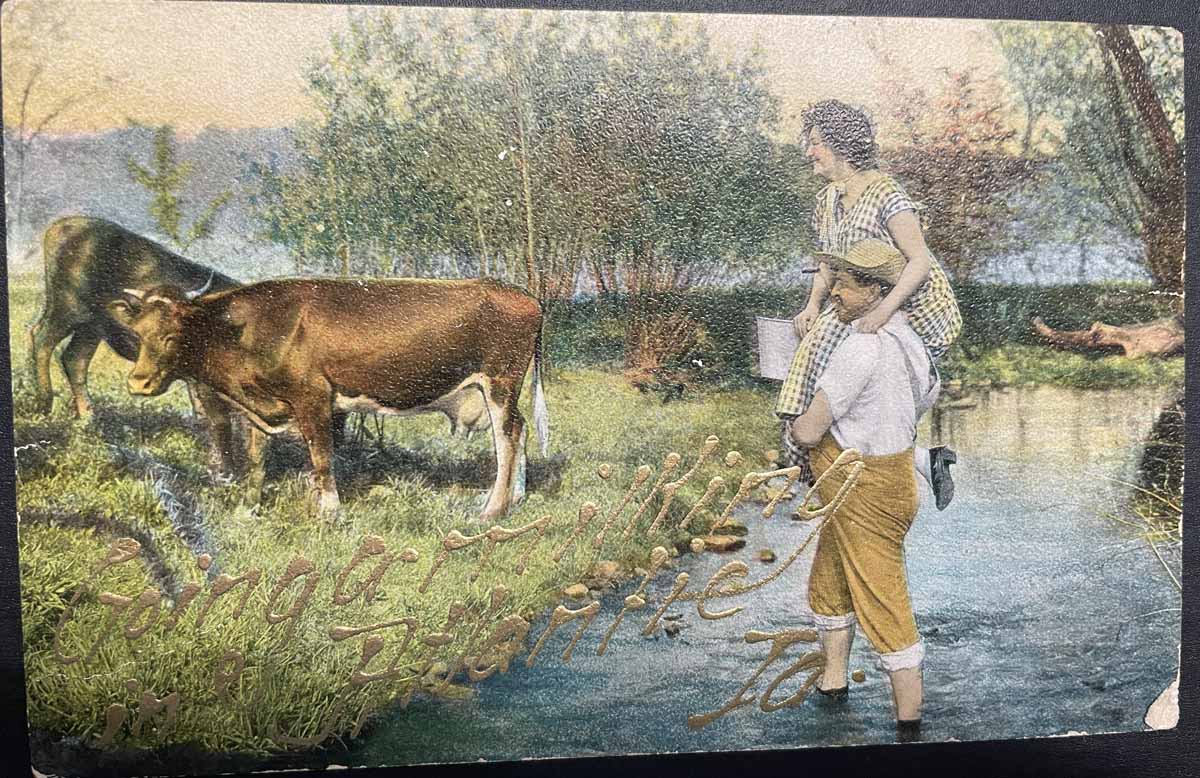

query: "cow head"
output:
107 284 200 396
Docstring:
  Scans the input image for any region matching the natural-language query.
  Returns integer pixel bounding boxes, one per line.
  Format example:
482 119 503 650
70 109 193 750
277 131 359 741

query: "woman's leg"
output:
914 445 932 484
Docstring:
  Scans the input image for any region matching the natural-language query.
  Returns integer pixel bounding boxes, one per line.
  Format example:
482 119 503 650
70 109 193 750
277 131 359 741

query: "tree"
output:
1093 25 1185 296
1 0 116 255
995 23 1185 355
126 124 232 253
251 9 807 378
995 23 1184 298
867 33 1043 282
252 9 469 277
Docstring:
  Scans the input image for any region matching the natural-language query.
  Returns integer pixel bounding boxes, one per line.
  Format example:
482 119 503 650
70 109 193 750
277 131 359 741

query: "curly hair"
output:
802 100 879 171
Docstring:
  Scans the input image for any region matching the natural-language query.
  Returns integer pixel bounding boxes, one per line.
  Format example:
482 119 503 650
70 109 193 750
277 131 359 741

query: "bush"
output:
546 282 1181 388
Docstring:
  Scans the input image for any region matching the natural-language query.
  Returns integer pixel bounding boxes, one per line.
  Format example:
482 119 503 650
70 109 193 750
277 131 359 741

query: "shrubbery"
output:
546 282 1181 388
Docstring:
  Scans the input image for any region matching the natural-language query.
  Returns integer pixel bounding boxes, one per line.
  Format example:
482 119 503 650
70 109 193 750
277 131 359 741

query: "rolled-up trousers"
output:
808 433 925 671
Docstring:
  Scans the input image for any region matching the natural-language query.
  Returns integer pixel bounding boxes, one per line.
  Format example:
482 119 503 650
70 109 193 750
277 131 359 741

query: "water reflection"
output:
928 385 1176 486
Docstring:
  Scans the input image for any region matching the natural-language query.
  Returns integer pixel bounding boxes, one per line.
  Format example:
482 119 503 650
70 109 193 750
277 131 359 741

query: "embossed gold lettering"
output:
687 629 819 730
54 538 141 665
195 568 262 628
696 562 749 620
598 547 669 655
264 557 320 639
591 465 652 548
525 601 602 666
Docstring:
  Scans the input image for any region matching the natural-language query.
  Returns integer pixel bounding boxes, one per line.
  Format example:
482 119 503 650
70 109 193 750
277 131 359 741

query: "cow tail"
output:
531 324 551 457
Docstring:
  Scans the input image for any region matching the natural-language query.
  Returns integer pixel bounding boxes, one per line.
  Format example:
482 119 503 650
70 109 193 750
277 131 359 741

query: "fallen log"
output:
1031 315 1184 358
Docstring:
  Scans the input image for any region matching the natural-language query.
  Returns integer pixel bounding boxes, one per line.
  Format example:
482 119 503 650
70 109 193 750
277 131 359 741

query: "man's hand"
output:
855 306 892 334
792 306 820 339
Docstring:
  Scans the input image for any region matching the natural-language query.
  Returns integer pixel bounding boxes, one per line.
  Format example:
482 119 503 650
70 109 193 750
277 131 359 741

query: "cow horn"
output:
185 271 215 300
122 288 147 301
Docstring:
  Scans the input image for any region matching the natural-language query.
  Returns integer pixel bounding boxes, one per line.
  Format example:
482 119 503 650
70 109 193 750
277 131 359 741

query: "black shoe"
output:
929 446 957 511
896 718 923 743
816 684 849 701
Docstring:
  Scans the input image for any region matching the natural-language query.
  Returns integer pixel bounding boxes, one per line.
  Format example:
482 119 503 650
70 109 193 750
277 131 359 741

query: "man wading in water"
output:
787 239 941 742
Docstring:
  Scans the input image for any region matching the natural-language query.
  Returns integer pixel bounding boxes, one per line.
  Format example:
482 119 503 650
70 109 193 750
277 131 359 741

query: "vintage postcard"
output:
1 1 1185 775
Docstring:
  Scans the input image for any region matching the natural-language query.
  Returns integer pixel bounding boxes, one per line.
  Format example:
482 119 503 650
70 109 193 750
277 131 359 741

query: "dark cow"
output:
30 216 240 418
107 278 550 520
30 216 248 478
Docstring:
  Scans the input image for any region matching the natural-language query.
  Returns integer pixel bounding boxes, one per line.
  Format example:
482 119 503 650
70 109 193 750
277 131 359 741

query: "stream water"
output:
315 385 1182 767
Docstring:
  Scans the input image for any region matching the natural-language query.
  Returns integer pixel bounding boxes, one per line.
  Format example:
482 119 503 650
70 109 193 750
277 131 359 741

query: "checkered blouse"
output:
775 173 962 477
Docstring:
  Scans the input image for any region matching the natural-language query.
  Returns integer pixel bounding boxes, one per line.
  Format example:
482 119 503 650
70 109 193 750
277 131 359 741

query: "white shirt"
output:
815 312 940 456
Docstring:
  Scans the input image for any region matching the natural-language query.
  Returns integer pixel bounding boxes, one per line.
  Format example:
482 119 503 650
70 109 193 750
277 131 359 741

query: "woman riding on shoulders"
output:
776 99 962 508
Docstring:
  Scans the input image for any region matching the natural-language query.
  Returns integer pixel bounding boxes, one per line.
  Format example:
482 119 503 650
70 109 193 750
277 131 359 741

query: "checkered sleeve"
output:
775 311 853 482
877 180 920 225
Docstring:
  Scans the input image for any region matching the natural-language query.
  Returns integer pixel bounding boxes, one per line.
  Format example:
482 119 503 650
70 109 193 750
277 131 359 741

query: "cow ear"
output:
107 299 138 328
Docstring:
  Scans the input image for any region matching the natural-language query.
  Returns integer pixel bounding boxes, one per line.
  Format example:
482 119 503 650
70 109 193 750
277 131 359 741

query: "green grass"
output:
9 274 784 754
940 344 1186 389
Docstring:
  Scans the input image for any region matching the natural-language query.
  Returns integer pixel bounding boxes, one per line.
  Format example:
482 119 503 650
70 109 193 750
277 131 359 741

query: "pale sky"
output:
2 0 1015 138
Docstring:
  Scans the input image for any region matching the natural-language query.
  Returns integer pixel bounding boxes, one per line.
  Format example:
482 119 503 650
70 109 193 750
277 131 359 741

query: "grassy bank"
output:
940 344 1185 389
11 267 780 755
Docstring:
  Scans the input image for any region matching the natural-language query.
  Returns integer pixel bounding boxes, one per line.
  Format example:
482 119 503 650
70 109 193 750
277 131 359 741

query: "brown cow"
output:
107 278 549 520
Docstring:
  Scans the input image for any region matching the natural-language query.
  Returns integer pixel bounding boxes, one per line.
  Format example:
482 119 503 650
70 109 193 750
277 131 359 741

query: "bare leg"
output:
60 328 102 419
914 446 931 485
889 666 923 722
817 625 854 691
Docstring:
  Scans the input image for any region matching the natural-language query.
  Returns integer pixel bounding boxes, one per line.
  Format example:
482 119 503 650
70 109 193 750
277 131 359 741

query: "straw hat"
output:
818 239 906 285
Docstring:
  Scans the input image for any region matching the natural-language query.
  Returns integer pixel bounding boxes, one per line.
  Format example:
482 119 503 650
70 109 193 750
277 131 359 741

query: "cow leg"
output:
29 315 73 415
244 424 268 507
481 381 524 522
192 383 239 482
296 402 340 517
512 424 528 506
331 410 349 449
184 383 206 418
60 328 102 419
